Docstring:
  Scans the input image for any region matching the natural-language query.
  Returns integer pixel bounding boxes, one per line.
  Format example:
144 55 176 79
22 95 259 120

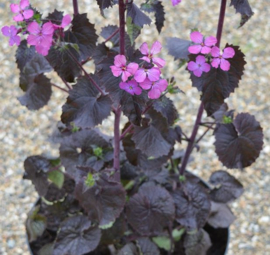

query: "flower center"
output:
129 86 133 90
121 66 126 71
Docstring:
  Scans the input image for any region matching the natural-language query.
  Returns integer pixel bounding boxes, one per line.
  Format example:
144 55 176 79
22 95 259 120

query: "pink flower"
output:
140 41 165 68
139 78 168 99
110 55 139 82
27 21 54 56
119 79 142 95
10 0 34 22
188 31 217 55
1 25 20 46
211 46 235 71
134 67 161 83
171 0 181 6
188 55 210 77
52 14 71 30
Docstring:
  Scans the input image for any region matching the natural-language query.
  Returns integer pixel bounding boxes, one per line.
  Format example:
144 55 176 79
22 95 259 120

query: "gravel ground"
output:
0 0 269 254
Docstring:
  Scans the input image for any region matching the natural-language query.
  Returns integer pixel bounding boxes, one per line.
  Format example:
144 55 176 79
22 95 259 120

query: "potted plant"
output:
2 0 263 254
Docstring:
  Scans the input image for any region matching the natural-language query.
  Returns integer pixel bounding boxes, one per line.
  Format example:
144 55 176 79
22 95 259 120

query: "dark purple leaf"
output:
75 174 126 226
60 129 112 180
154 1 165 33
61 76 111 128
152 96 178 126
100 25 119 46
23 156 50 196
184 229 212 255
126 184 175 235
18 73 52 110
96 0 113 13
46 9 63 25
53 215 101 255
23 54 52 76
230 0 254 27
209 170 244 202
38 243 54 255
172 181 211 231
47 45 81 82
117 243 139 255
166 37 192 60
15 40 37 72
212 103 234 123
208 201 236 228
137 237 160 255
126 3 151 28
214 113 263 169
190 44 246 116
65 13 98 60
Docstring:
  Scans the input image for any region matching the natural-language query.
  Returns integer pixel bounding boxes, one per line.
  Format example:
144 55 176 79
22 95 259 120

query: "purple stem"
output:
104 28 120 43
72 0 79 15
178 0 227 175
51 83 69 93
113 0 126 179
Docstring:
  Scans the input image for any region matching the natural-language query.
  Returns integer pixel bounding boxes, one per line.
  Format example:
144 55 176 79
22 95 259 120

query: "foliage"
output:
2 0 263 254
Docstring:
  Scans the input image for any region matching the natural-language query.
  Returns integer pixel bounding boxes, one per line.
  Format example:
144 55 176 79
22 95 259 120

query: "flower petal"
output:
187 61 198 71
114 54 126 67
211 46 220 57
140 56 151 63
150 41 162 55
27 34 40 45
204 36 217 47
211 58 220 68
139 78 152 90
193 69 203 77
200 46 211 54
220 59 230 71
201 63 210 73
140 42 149 55
121 71 131 82
154 79 168 92
61 14 71 28
23 9 34 20
119 81 128 90
20 0 30 9
13 14 24 22
188 45 202 54
133 86 142 95
126 62 139 75
35 44 50 56
222 47 235 59
190 31 203 44
40 35 53 49
10 4 20 13
110 66 122 77
42 22 54 36
147 67 161 81
148 87 161 99
10 34 21 46
134 69 147 83
152 57 165 68
27 22 40 34
196 55 206 65
171 0 181 6
1 26 11 37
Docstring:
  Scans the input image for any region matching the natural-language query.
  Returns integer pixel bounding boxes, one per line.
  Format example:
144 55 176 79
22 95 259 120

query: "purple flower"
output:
171 0 181 6
110 55 139 82
1 25 20 46
10 0 34 22
27 21 54 56
53 14 71 30
188 55 210 77
139 78 168 99
140 41 165 68
134 67 161 83
119 79 142 95
188 31 217 55
211 46 235 71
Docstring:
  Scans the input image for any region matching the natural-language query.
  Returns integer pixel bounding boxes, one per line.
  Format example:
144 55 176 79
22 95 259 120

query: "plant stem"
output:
113 0 126 180
61 78 72 90
178 0 227 175
195 123 215 145
72 0 79 15
104 28 120 43
51 83 69 93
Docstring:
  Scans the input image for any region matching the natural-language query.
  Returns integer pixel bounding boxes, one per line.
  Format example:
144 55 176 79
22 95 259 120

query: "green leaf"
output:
172 228 185 242
152 236 171 251
126 16 141 45
222 115 233 124
85 173 96 188
93 147 103 157
48 170 64 189
99 220 114 229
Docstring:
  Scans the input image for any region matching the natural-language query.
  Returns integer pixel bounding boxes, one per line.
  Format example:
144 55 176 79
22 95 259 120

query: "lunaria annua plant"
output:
2 0 263 254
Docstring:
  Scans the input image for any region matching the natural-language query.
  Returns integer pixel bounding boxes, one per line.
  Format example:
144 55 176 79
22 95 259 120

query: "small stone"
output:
259 216 270 223
7 239 15 249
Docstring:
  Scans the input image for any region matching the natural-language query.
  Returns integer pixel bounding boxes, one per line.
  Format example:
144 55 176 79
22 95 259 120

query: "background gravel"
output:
0 0 269 254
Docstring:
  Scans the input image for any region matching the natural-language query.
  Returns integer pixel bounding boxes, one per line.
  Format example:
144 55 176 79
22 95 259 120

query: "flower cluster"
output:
1 0 71 56
187 31 235 77
110 41 168 99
